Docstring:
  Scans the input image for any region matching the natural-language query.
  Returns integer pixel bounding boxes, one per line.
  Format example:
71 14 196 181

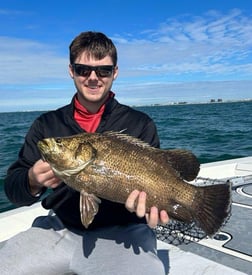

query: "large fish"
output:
37 132 231 236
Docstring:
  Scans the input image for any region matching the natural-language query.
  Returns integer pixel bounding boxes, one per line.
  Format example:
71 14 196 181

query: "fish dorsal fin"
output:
103 131 153 149
161 149 200 181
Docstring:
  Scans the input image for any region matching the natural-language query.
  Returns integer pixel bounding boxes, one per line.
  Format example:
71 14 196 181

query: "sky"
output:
0 0 252 112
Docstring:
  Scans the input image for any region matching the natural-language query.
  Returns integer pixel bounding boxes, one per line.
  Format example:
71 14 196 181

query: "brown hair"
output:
69 31 117 65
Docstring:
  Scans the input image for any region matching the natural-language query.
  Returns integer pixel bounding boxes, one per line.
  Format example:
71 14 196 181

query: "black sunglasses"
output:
72 64 114 78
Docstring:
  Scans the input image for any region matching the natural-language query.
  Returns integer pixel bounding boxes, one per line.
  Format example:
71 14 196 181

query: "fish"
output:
37 131 231 236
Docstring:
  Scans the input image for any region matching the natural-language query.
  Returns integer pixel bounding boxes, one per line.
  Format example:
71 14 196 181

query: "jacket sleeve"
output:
124 108 160 148
103 101 160 149
138 119 160 148
4 119 47 206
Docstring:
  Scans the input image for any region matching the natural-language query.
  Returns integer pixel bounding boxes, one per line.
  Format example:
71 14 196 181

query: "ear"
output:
69 64 74 78
113 65 119 80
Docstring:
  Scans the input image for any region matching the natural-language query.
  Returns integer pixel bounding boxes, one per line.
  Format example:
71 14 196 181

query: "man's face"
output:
69 52 118 109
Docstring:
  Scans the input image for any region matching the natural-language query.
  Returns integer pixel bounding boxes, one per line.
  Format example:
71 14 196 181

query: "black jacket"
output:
4 95 160 230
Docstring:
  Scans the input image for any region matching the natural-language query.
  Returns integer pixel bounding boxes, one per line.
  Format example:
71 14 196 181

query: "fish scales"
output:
64 133 196 212
37 131 231 236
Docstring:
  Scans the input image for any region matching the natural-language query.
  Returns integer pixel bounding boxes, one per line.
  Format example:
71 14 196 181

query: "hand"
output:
125 190 169 228
28 159 61 196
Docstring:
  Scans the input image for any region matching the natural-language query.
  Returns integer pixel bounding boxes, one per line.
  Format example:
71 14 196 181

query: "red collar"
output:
74 91 114 132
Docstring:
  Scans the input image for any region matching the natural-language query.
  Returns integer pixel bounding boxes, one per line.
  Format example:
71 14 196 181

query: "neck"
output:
76 94 109 114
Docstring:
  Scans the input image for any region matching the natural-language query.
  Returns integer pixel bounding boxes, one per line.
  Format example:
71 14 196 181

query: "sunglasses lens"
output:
97 68 113 77
74 65 91 77
73 64 114 77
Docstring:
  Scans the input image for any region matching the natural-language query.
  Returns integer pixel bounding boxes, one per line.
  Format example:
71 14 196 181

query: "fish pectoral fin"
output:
163 149 200 181
80 190 101 228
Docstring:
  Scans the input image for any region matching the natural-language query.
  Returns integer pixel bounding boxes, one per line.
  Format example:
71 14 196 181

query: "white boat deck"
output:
1 157 252 274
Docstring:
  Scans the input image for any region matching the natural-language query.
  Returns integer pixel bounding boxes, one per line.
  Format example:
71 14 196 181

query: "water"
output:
138 101 252 163
0 101 252 212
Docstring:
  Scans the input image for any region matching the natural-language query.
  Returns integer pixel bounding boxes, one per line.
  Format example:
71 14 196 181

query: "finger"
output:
36 170 56 185
125 190 140 212
146 206 159 228
44 177 61 188
34 159 52 173
50 181 62 189
135 191 147 218
159 210 169 225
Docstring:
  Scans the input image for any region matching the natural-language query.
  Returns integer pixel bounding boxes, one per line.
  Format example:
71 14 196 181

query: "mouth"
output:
85 84 102 91
88 85 99 88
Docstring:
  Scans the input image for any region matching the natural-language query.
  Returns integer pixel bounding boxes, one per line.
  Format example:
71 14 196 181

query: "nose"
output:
89 70 99 79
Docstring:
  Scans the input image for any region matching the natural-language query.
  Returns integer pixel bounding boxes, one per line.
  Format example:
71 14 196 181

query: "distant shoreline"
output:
1 98 252 114
132 98 252 108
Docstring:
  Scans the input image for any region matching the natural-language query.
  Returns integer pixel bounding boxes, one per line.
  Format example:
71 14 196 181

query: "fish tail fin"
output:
192 183 231 236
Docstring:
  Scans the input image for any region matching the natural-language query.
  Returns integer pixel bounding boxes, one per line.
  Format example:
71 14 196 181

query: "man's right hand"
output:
28 159 61 196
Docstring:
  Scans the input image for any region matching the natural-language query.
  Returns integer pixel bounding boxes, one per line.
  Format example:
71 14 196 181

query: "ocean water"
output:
0 101 252 212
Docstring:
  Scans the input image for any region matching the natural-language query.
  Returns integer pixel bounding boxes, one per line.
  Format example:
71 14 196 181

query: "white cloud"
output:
115 80 252 106
114 9 252 79
0 9 252 111
1 9 252 83
0 37 69 85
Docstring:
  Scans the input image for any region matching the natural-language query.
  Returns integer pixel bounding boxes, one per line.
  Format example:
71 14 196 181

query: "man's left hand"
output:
125 190 169 228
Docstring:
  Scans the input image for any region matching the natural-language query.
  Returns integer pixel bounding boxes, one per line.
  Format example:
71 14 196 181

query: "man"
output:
2 31 169 274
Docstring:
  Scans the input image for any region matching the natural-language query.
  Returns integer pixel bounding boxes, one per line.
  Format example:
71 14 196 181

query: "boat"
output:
0 156 251 274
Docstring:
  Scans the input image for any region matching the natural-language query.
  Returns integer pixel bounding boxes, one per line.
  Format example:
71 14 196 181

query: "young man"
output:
2 31 169 274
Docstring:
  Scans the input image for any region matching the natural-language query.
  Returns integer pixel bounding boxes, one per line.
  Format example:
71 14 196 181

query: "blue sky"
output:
1 0 252 112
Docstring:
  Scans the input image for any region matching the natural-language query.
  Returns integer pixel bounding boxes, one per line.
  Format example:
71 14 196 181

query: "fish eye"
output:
55 138 62 143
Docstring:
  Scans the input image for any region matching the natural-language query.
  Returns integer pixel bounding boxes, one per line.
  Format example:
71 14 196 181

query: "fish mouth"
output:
37 139 47 150
37 140 50 161
40 153 47 162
